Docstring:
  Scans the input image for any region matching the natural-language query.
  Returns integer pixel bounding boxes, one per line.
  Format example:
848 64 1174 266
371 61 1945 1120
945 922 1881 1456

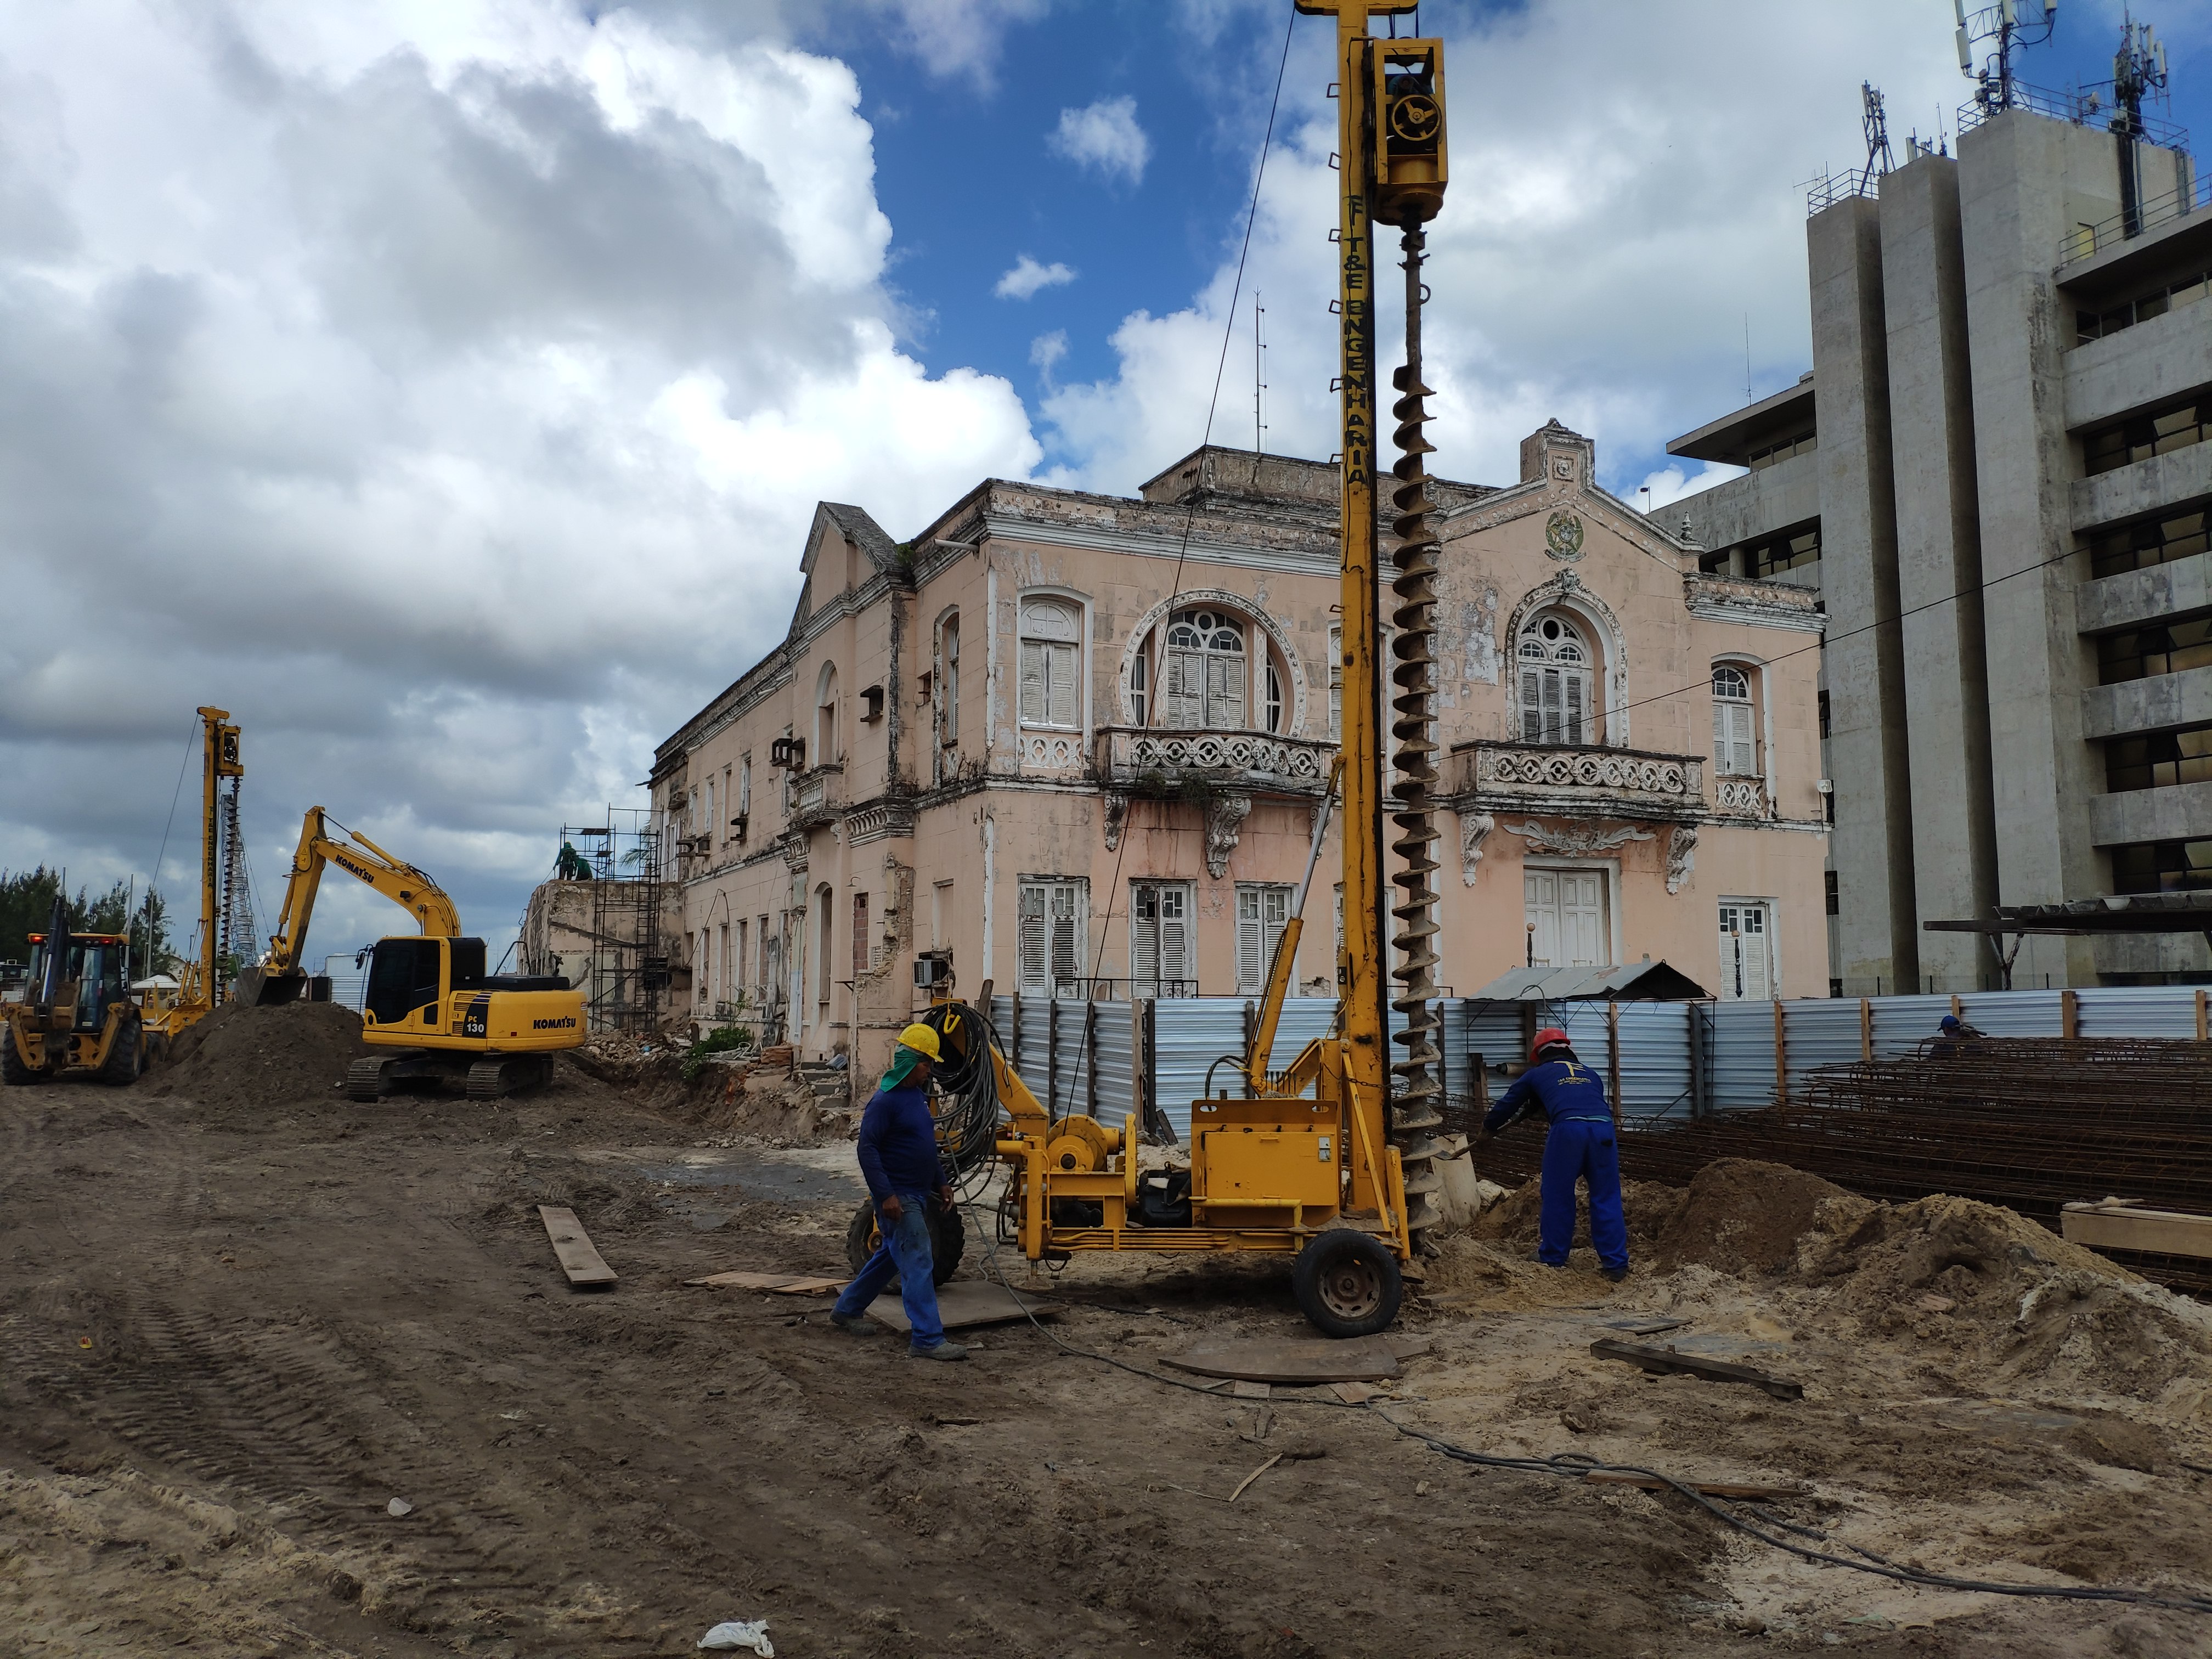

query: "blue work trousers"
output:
832 1193 946 1351
1539 1118 1628 1272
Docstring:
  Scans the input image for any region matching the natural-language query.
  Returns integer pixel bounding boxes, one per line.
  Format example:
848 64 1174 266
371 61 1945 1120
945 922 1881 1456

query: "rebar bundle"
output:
1386 223 1445 1240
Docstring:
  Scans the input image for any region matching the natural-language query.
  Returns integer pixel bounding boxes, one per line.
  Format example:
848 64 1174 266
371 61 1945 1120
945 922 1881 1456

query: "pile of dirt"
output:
1468 1171 1685 1255
1653 1158 1856 1273
145 1000 369 1112
1794 1190 2212 1402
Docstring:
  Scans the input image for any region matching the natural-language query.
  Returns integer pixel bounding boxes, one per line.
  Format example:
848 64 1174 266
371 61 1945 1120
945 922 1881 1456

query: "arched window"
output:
1517 612 1592 745
1164 607 1247 729
1712 664 1756 775
935 613 960 755
814 662 840 764
1019 597 1082 729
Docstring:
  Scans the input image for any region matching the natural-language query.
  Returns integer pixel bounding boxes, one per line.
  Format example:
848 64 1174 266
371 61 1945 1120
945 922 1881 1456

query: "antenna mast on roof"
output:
1955 0 2058 118
1858 82 1895 191
1253 292 1268 455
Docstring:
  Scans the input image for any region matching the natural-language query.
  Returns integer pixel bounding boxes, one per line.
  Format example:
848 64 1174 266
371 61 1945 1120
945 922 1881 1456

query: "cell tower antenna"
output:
2109 14 2170 237
1858 82 1895 191
1955 0 2058 118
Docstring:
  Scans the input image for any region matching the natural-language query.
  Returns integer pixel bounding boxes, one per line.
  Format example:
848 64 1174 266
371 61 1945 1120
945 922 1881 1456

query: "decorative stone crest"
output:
1204 793 1252 879
1102 793 1130 851
1502 819 1654 856
1544 510 1585 562
1665 825 1698 894
1460 811 1495 886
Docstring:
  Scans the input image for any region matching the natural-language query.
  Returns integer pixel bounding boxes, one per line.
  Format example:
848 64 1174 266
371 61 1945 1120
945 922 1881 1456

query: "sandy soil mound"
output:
569 1040 852 1144
1796 1190 2212 1402
1654 1158 1856 1273
1468 1171 1684 1254
146 1000 369 1111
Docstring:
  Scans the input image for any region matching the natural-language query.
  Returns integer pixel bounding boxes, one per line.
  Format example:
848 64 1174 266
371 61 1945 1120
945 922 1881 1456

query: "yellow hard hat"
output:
896 1022 943 1062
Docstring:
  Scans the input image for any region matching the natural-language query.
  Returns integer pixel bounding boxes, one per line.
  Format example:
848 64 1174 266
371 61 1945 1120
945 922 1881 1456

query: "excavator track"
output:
466 1055 552 1099
344 1058 390 1102
1385 223 1447 1245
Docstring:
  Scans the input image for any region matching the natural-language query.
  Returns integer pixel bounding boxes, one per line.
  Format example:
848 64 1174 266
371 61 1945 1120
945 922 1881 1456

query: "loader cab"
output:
26 933 131 1031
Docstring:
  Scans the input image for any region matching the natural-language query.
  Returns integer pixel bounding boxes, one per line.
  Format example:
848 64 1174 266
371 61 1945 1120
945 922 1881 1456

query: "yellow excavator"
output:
241 808 586 1100
853 4 1452 1338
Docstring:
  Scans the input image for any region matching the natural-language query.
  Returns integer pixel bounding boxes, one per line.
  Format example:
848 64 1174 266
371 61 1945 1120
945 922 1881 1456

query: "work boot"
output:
911 1340 969 1362
1602 1265 1629 1283
830 1311 879 1335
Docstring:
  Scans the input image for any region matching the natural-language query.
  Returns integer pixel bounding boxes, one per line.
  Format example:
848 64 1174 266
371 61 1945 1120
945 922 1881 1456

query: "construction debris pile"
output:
1477 1037 2212 1293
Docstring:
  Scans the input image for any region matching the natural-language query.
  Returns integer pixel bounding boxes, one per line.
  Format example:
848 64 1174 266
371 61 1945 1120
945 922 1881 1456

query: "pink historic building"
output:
650 423 1829 1072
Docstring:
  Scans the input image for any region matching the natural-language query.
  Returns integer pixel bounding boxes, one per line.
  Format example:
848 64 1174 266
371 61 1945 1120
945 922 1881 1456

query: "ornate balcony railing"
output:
1094 727 1334 797
788 764 844 827
1712 775 1771 819
1454 741 1704 819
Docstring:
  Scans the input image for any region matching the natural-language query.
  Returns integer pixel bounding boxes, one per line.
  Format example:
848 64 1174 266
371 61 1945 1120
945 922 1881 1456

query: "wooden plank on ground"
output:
2061 1200 2212 1261
684 1270 847 1293
867 1279 1062 1333
1163 1338 1401 1385
1589 1338 1802 1400
1598 1317 1690 1337
538 1205 617 1289
1582 1470 1809 1500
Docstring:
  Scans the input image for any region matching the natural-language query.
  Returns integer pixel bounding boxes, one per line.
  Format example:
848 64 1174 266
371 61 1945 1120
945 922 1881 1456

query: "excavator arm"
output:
241 808 461 1004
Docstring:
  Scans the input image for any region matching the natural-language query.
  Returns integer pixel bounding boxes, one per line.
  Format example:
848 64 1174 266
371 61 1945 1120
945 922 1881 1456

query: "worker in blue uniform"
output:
830 1023 967 1360
1476 1025 1629 1282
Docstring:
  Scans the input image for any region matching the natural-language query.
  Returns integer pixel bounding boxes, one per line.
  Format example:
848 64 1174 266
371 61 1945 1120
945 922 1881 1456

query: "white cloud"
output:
1038 1 1962 501
1635 461 1747 515
0 0 1041 953
1029 329 1068 381
994 254 1077 300
1049 95 1150 185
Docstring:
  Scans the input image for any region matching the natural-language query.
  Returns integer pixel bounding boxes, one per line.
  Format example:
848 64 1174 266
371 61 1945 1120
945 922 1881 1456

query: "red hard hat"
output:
1530 1026 1570 1064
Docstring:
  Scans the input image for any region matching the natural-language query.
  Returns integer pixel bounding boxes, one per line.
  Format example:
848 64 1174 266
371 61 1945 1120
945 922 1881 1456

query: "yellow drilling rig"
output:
849 2 1452 1337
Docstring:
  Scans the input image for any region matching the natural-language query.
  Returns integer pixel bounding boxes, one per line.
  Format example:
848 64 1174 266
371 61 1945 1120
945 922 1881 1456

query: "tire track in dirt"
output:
18 1295 565 1641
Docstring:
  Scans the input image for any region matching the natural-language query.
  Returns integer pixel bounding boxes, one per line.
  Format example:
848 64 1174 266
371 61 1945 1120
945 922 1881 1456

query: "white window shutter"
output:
1236 889 1262 993
1565 673 1585 744
1166 651 1203 729
1210 652 1246 728
1734 706 1754 776
1520 668 1543 742
1161 894 1188 984
1712 701 1727 770
1049 883 1082 986
1019 641 1045 724
1047 642 1078 727
1018 884 1046 989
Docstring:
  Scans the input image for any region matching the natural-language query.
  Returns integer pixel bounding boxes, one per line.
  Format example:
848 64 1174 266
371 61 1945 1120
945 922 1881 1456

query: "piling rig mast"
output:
845 2 1453 1336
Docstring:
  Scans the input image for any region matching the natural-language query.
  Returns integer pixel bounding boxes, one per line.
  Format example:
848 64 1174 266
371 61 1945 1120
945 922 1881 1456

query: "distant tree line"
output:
0 866 179 975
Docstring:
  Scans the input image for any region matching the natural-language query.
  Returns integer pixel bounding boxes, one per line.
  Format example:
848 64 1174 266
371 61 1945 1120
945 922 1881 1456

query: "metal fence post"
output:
1860 997 1872 1063
1773 998 1787 1104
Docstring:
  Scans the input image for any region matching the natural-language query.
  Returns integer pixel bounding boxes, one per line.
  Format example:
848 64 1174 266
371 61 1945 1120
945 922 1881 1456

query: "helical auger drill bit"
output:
1386 223 1446 1245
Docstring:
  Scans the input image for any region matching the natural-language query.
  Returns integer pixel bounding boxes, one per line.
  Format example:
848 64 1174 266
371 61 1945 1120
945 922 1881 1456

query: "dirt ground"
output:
4 1003 2210 1658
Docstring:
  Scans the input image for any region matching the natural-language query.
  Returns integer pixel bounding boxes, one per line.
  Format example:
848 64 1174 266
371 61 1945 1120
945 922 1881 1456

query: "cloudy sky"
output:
3 0 2207 960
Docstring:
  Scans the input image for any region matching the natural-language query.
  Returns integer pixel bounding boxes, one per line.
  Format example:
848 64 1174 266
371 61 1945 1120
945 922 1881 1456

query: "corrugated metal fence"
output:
981 985 2210 1140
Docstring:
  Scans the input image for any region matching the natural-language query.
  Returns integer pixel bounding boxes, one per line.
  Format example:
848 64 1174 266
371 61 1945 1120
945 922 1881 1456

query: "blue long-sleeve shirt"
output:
1483 1057 1615 1135
854 1081 944 1202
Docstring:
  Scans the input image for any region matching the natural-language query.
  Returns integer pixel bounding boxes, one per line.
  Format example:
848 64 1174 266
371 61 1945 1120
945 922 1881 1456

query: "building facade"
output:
1671 103 2207 991
652 425 1827 1075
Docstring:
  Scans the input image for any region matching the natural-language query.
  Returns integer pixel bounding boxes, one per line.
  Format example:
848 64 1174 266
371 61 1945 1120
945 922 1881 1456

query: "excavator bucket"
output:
235 965 306 1007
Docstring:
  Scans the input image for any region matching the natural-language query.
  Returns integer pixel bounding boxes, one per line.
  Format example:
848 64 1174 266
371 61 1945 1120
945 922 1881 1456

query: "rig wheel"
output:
1293 1229 1402 1339
844 1197 964 1289
1 1030 52 1086
97 1014 144 1086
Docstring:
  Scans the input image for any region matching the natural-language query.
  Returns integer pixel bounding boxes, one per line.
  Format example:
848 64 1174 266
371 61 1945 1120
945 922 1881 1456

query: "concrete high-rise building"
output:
1669 101 2208 992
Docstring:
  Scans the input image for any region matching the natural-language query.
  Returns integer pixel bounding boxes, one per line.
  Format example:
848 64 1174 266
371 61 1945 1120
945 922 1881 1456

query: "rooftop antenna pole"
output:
1956 0 2059 119
2111 14 2169 239
1858 82 1895 192
1254 291 1267 455
1743 314 1753 405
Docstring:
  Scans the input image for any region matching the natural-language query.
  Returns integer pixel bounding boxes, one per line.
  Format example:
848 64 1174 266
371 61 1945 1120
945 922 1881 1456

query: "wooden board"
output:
867 1279 1062 1333
1163 1338 1401 1385
1582 1470 1808 1500
1598 1317 1690 1337
2061 1200 2212 1261
684 1270 847 1293
1589 1338 1801 1400
538 1205 617 1289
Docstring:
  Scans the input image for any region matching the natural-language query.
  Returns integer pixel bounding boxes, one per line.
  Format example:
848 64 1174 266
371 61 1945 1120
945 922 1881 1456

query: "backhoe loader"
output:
2 894 147 1086
242 807 585 1099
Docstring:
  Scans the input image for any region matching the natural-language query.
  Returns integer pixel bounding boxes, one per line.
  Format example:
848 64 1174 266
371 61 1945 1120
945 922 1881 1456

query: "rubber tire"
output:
1 1030 51 1086
98 1015 143 1086
1292 1229 1403 1339
844 1197 963 1289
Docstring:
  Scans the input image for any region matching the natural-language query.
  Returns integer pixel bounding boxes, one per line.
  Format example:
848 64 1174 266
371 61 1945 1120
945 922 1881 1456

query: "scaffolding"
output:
525 809 666 1035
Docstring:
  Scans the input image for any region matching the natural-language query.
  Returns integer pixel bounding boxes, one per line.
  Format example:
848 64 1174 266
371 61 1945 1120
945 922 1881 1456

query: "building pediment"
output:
1433 420 1695 575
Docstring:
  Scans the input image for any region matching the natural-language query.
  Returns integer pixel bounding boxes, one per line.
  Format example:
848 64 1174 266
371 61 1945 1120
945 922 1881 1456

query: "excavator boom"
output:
241 808 462 1005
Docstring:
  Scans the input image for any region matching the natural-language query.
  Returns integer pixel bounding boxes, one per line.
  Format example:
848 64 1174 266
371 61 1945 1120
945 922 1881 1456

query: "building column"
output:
1880 156 2001 990
1809 195 1918 991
